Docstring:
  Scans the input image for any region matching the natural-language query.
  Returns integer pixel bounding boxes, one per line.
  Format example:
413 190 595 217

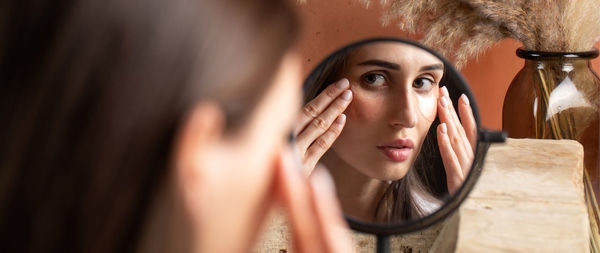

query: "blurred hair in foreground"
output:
0 0 297 252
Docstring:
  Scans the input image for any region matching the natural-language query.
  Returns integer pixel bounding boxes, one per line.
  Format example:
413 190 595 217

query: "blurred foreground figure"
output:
0 0 352 252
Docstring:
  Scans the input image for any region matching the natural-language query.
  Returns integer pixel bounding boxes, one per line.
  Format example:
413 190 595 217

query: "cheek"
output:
416 93 438 123
345 92 384 124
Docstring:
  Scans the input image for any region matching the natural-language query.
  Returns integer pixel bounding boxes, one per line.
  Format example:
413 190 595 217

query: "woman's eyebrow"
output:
419 64 444 72
357 59 400 70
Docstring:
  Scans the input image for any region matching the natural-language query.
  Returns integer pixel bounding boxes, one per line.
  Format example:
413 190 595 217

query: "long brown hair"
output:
0 0 297 252
304 43 448 223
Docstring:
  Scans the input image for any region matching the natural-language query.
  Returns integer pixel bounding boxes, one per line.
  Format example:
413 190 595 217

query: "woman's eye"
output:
361 73 386 87
413 77 435 90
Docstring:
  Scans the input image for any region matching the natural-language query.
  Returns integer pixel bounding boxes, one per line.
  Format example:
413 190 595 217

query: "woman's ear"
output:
174 102 226 169
172 102 226 213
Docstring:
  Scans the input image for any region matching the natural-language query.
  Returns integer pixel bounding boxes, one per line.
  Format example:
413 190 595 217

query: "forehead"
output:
348 42 442 67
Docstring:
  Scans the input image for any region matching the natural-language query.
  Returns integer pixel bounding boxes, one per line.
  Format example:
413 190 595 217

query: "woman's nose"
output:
388 89 417 128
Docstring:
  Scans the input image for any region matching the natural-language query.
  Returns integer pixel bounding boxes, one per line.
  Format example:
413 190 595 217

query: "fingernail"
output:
461 94 470 106
440 123 447 134
440 96 448 108
336 114 346 125
441 86 449 97
310 165 336 193
336 78 349 89
341 90 352 101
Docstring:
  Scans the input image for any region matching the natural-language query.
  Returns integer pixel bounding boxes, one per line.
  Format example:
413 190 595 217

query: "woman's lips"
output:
376 139 414 162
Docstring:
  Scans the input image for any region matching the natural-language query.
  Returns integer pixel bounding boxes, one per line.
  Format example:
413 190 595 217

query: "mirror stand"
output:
479 129 507 143
375 234 390 253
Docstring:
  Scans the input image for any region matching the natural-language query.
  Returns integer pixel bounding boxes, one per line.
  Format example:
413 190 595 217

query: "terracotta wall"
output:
295 0 600 130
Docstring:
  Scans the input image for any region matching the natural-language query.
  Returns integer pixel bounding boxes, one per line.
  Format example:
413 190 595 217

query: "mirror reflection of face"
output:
327 42 443 181
299 40 478 228
312 42 448 223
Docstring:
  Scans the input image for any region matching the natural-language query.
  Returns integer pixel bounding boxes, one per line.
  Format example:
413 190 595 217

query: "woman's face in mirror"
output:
328 42 444 181
299 40 477 224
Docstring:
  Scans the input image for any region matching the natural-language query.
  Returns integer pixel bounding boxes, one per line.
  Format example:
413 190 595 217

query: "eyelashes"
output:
359 71 438 92
413 77 436 90
360 72 386 88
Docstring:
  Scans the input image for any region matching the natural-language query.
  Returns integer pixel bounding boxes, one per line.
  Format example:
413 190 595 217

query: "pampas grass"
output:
564 0 600 51
366 0 600 68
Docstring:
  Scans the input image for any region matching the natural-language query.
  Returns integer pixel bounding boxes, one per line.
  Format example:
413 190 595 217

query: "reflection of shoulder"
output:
411 190 442 216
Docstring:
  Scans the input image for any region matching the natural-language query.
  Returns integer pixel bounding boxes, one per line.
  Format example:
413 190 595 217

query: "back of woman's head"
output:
0 0 297 252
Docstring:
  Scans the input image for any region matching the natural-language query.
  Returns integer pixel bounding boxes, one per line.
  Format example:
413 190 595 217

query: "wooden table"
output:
431 138 589 253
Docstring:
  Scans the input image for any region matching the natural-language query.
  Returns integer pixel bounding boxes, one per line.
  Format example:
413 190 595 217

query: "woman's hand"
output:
294 78 352 176
436 86 477 195
275 147 355 253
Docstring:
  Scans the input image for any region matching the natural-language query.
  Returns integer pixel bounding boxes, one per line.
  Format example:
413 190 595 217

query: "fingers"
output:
437 86 476 194
295 92 351 154
437 123 463 195
275 148 325 253
437 87 471 168
458 94 477 151
309 166 355 253
275 148 353 253
293 78 352 177
440 87 471 153
295 78 350 135
302 114 346 177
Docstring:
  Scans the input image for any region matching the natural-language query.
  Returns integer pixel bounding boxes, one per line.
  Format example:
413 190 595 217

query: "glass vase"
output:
502 48 600 251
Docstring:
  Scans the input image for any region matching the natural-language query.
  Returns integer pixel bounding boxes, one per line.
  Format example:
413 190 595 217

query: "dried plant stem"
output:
533 65 600 252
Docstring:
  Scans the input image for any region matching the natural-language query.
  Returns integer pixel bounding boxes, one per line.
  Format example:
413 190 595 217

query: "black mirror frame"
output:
302 37 506 236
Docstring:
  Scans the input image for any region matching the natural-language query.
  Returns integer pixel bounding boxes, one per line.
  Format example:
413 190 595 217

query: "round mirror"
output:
294 37 504 237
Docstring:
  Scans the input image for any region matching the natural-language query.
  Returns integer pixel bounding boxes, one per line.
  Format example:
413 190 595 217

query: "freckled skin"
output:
325 42 443 181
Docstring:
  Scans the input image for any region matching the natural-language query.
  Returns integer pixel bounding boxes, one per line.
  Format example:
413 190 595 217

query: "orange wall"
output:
296 0 600 130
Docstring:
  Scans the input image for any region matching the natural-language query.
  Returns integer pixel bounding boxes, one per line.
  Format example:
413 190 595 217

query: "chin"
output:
379 171 410 181
360 163 411 181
